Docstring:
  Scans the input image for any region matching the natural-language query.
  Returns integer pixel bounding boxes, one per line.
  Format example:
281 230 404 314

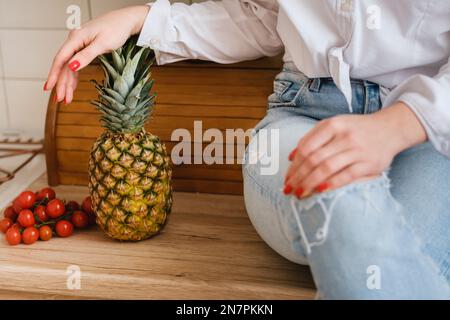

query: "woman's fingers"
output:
325 163 376 190
64 69 78 104
67 41 104 72
285 136 351 187
287 149 362 198
45 36 83 91
285 121 336 183
55 65 70 103
45 30 102 92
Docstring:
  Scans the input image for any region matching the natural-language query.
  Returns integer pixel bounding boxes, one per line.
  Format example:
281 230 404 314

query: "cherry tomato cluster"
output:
0 187 96 246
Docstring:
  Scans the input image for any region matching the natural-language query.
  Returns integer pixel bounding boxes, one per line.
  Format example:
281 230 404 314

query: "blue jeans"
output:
242 63 450 299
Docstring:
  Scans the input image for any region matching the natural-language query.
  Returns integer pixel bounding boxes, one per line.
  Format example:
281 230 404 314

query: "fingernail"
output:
64 98 68 105
69 60 80 72
294 187 304 198
54 95 58 103
316 182 330 193
43 82 48 91
283 184 293 195
288 148 298 161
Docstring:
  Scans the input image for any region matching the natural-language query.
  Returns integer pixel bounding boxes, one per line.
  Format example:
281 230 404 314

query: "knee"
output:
242 166 309 265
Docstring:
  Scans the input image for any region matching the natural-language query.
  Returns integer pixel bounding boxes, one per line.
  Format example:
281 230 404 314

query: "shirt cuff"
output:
136 0 189 65
397 92 450 158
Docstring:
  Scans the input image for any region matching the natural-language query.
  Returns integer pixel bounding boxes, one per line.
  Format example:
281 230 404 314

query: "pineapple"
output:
89 37 172 241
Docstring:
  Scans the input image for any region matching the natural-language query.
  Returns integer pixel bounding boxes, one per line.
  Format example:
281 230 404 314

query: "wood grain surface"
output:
0 174 316 300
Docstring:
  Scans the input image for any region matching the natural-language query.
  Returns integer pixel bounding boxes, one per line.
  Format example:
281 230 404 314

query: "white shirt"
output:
137 0 450 158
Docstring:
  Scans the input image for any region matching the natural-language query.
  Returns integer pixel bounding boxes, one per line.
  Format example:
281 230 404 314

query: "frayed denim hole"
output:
289 174 392 255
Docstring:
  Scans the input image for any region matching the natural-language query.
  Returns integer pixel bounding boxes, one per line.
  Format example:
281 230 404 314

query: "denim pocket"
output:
268 72 309 109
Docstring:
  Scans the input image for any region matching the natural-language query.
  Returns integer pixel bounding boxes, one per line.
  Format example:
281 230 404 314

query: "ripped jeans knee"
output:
287 172 395 255
243 159 395 264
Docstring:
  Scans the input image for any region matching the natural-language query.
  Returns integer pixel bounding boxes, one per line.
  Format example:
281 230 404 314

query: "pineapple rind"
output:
89 130 172 241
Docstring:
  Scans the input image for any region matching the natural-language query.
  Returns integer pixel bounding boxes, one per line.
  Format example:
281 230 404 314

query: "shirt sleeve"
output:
136 0 282 65
383 56 450 158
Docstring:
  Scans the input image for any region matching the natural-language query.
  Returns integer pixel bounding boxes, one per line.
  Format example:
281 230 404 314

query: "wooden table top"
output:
0 175 315 300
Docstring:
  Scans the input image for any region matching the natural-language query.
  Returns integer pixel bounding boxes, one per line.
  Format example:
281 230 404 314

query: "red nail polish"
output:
64 98 68 105
283 184 293 195
43 82 48 91
316 182 330 193
288 148 298 161
294 187 304 198
69 60 80 72
54 95 58 103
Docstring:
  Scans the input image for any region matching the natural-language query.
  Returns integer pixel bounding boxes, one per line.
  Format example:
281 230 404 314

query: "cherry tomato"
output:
34 205 49 222
66 201 80 212
55 220 73 238
22 227 39 245
18 210 35 228
46 199 65 219
12 199 23 214
3 206 18 222
0 218 13 233
10 223 21 231
82 197 96 225
15 191 36 209
82 197 94 214
71 211 89 229
39 226 53 241
5 228 21 245
36 187 56 201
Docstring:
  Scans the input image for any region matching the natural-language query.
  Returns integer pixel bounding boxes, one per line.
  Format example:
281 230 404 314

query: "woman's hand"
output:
44 5 150 104
284 102 428 198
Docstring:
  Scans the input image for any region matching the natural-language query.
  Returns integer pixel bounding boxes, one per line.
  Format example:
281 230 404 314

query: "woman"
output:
45 0 450 299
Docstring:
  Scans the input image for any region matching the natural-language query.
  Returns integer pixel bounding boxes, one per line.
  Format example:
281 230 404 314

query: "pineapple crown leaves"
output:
91 37 156 134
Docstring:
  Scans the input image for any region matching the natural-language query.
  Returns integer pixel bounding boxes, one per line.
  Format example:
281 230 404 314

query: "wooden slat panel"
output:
78 68 278 87
79 56 282 80
74 84 270 96
56 125 103 138
59 102 267 119
58 172 244 195
56 138 248 154
57 112 259 130
73 89 269 106
56 125 255 143
56 137 95 151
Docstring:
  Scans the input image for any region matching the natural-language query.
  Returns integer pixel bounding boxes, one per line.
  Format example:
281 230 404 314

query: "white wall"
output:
0 0 194 139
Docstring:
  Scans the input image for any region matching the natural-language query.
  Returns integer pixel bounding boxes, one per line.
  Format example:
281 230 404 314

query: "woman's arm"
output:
383 56 450 158
45 5 151 103
45 0 281 105
137 0 282 65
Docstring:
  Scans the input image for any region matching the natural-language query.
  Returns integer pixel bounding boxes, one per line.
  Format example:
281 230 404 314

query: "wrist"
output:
130 5 151 35
371 101 428 154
